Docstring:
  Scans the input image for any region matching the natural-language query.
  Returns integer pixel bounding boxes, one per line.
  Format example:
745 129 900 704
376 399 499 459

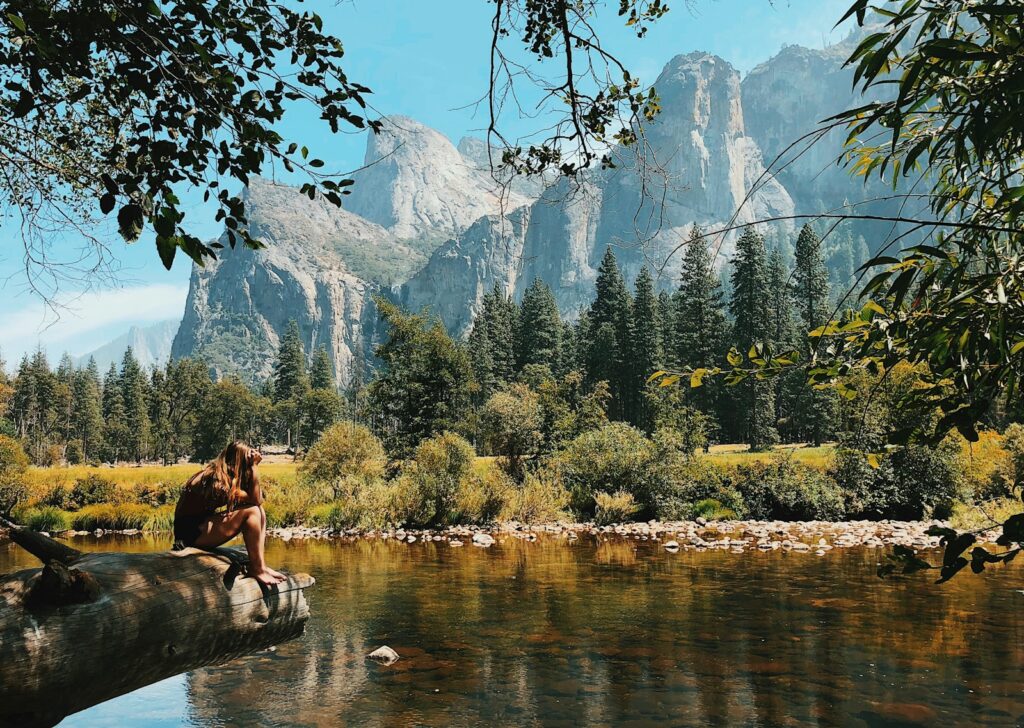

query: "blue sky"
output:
0 0 851 367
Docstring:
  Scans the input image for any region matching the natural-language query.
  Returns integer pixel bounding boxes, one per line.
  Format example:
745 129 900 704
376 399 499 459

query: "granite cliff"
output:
174 40 879 383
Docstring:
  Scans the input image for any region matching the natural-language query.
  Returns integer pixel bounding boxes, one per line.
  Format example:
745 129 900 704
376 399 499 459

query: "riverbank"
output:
4 518 991 554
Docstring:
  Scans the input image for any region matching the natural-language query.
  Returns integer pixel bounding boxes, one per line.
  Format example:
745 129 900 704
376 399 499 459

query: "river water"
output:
3 533 1024 727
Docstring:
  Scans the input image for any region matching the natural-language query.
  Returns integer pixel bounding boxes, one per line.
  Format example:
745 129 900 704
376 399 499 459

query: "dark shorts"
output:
172 513 208 550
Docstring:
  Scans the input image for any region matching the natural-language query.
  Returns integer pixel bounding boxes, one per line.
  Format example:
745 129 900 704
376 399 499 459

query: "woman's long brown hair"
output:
187 440 256 511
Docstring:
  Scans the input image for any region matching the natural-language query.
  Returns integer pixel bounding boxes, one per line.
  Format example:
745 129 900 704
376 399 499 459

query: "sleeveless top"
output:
174 473 232 519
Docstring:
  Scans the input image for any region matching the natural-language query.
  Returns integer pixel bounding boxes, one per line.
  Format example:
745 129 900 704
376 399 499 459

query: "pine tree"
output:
73 358 104 462
101 362 128 462
586 247 634 421
674 225 730 430
767 245 801 441
273 320 310 449
657 290 675 368
792 223 838 446
273 320 309 403
119 347 151 461
486 284 518 383
729 228 779 450
367 298 474 456
516 278 562 370
631 266 662 431
310 346 334 390
468 321 497 403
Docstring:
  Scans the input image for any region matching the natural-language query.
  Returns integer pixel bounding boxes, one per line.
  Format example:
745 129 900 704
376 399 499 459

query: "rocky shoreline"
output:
263 519 961 554
3 519 994 553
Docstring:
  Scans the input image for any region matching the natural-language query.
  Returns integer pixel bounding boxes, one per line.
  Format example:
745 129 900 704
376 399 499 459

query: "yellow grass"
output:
706 443 835 469
24 461 300 495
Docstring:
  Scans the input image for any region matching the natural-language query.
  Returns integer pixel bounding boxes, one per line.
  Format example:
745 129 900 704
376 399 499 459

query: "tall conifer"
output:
792 223 838 445
632 266 662 430
729 228 779 450
516 278 562 369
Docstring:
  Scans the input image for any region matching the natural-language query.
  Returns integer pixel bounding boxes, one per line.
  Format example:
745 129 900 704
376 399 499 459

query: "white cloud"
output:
0 283 188 365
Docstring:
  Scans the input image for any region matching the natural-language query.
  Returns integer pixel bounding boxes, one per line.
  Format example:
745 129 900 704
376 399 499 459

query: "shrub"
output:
594 491 639 525
133 480 182 507
655 456 745 520
831 442 962 520
39 485 74 510
735 456 846 521
396 432 476 526
22 506 70 532
68 475 117 510
1001 423 1024 492
556 423 657 515
70 503 153 531
500 469 569 523
300 421 387 496
0 434 29 516
691 498 738 521
64 440 84 465
454 468 513 524
479 384 543 479
954 430 1011 500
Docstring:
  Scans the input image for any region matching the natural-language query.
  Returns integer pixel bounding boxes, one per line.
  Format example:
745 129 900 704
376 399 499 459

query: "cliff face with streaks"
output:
175 42 878 383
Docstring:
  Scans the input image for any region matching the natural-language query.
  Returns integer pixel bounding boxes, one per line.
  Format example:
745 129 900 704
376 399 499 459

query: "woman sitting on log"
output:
173 441 286 586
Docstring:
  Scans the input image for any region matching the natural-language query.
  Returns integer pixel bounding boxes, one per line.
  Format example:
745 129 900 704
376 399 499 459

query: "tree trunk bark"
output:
0 525 314 728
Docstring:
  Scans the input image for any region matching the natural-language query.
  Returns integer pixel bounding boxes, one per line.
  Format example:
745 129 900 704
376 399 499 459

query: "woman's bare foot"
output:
252 569 285 587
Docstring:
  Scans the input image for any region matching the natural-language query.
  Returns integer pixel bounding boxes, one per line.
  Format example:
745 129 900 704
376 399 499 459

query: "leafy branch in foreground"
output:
1 0 377 277
878 519 1024 584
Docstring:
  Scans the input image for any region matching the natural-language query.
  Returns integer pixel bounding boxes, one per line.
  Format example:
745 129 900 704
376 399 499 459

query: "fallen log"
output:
0 522 314 728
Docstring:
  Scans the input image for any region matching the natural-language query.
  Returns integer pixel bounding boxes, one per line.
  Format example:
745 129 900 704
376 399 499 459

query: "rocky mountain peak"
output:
344 115 529 242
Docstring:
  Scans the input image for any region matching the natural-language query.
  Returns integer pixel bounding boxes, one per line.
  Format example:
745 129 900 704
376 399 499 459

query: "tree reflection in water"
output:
3 534 1021 726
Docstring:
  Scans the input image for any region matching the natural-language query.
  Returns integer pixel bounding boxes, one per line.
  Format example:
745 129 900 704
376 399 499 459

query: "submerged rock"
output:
367 646 401 666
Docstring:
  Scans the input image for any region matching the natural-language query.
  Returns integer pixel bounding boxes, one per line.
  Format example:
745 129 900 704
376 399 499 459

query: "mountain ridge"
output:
172 40 885 385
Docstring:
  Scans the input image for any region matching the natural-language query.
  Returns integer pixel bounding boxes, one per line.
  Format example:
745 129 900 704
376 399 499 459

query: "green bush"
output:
594 491 639 525
68 474 117 510
735 456 846 521
65 440 84 465
0 434 29 517
300 421 387 496
70 503 153 531
39 485 74 510
499 469 569 523
395 432 476 527
655 456 745 520
831 442 962 520
23 506 70 532
452 467 510 524
479 384 543 479
556 423 657 515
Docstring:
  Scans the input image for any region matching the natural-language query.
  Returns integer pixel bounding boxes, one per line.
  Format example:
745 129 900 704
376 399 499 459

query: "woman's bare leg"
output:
193 507 284 586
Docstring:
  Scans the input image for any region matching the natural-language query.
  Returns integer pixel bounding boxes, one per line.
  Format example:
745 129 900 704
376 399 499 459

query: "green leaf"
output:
117 203 144 241
726 348 742 367
6 13 26 33
156 235 178 270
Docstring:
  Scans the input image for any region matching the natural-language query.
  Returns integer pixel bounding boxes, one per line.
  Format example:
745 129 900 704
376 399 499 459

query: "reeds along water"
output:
7 534 1023 726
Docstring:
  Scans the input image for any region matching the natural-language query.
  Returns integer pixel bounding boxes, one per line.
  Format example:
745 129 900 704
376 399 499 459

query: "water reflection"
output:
2 534 1023 726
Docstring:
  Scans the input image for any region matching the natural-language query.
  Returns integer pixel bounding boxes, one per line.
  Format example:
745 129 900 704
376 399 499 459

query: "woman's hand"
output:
250 448 263 466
